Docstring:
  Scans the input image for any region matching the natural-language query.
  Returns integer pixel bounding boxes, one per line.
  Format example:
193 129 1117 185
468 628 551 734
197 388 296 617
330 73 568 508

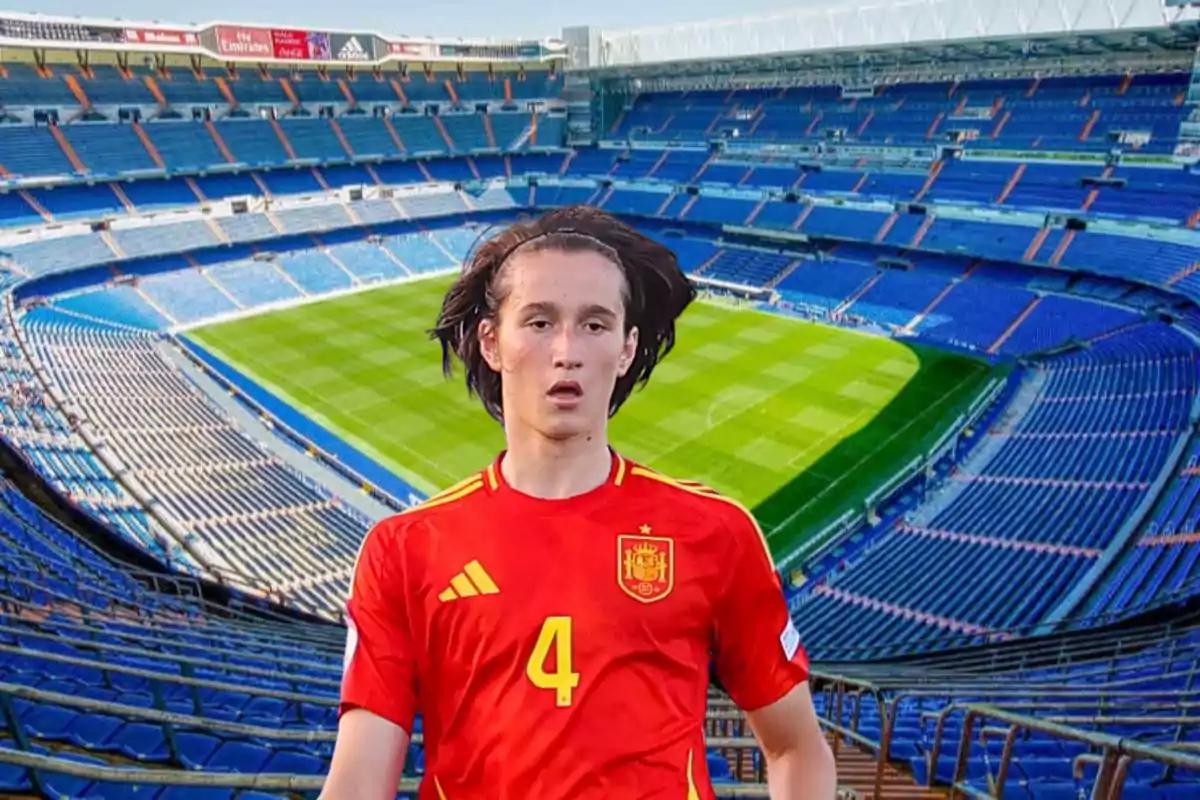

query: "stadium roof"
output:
581 0 1200 76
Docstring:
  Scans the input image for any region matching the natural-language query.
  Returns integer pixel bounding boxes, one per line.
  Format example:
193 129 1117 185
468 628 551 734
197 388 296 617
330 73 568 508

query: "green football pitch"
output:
188 276 996 560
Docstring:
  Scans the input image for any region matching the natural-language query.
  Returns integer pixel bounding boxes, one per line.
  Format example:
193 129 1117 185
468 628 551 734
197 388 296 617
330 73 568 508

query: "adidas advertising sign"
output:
331 32 374 62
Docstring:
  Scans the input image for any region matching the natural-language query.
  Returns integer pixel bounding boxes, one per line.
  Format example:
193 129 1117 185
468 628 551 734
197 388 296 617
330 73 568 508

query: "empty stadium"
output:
2 0 1200 796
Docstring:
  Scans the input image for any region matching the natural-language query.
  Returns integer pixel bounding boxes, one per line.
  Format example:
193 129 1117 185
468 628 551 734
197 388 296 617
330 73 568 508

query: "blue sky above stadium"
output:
26 0 831 40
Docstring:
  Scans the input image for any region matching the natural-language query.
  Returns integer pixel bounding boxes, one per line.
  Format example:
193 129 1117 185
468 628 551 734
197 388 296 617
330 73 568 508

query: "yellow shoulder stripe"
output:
629 466 774 566
346 475 484 601
438 472 488 499
614 451 628 486
402 478 484 516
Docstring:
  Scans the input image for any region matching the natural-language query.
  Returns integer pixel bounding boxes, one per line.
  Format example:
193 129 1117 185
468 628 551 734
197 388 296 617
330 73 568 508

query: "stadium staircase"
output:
433 115 456 151
108 183 135 213
328 119 355 158
1049 229 1076 265
1023 226 1052 261
873 212 899 243
336 77 357 108
443 78 461 108
49 125 86 173
381 115 409 154
142 75 168 108
62 74 92 114
827 737 947 799
482 114 497 149
389 78 410 106
902 261 982 332
835 272 885 316
213 76 239 109
203 122 236 164
914 161 944 202
279 78 301 111
791 204 815 230
909 215 936 248
1166 260 1200 286
17 190 52 223
987 295 1042 354
995 164 1025 204
131 122 165 169
268 117 298 160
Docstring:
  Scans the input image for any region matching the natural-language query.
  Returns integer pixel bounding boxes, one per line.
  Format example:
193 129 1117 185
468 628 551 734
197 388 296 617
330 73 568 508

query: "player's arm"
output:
321 709 409 800
321 518 420 800
710 508 836 800
745 682 837 799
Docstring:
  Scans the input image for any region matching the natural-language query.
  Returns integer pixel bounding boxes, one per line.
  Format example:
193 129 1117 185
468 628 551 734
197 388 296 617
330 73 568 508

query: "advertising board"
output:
388 40 437 57
269 28 332 60
214 25 272 58
331 32 374 62
122 28 199 46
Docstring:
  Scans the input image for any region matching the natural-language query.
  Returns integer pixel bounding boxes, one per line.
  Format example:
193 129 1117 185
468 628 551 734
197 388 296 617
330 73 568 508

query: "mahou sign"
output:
123 28 198 46
214 25 272 58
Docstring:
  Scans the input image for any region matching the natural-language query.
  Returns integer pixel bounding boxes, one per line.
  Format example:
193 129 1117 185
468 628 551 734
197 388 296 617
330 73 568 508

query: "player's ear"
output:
617 326 639 378
479 317 501 372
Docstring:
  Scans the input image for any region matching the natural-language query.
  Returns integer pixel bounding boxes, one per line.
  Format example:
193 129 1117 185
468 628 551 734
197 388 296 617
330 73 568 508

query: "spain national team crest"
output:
618 529 674 603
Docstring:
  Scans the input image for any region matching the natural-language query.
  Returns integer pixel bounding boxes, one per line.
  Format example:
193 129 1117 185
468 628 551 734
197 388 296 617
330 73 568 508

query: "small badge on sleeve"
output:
342 616 359 675
780 616 801 661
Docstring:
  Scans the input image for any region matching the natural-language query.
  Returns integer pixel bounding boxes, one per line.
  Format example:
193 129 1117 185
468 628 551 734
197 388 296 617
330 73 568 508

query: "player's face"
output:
480 248 639 441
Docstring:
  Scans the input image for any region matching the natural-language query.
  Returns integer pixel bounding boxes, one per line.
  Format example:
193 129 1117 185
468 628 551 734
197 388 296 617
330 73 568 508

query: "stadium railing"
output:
813 684 1200 800
0 663 859 798
0 576 343 655
0 746 855 799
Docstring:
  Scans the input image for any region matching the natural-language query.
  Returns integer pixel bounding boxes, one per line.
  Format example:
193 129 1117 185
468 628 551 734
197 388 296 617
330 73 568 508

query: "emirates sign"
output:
214 25 272 58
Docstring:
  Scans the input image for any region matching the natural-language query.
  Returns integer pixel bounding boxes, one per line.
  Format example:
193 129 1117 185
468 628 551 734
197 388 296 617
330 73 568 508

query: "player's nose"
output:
550 325 584 370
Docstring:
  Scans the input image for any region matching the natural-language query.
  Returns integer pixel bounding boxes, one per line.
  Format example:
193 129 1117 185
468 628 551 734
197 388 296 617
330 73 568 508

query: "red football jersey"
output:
340 449 809 799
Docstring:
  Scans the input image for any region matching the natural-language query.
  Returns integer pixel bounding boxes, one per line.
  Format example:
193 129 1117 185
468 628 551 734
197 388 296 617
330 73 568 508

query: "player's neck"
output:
499 431 612 501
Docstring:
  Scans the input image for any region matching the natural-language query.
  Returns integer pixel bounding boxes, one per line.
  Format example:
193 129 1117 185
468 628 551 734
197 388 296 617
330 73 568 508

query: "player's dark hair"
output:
430 205 696 422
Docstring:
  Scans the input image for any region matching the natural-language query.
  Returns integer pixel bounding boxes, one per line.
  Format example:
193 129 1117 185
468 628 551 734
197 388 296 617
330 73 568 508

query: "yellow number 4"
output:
526 616 579 707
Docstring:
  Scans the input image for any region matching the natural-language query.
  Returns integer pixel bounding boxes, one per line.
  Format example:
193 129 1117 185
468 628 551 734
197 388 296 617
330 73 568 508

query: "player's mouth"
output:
547 381 584 409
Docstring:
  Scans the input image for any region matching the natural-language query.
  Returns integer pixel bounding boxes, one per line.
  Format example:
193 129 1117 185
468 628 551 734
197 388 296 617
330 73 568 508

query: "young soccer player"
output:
322 205 836 799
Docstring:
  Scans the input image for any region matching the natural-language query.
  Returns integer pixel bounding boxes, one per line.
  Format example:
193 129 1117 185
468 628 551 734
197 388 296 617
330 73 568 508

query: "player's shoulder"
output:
624 461 775 565
623 460 758 531
372 470 490 539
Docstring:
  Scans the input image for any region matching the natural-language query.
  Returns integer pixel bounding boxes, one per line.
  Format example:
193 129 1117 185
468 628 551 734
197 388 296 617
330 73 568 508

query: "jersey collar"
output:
484 447 628 514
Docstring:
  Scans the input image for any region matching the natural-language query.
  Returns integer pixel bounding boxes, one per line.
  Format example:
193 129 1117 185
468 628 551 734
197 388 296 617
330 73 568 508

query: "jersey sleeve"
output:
710 507 810 712
339 517 419 734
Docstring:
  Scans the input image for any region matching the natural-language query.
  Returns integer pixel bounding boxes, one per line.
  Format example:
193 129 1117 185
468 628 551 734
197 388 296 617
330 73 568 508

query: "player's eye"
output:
528 319 552 330
584 321 608 333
